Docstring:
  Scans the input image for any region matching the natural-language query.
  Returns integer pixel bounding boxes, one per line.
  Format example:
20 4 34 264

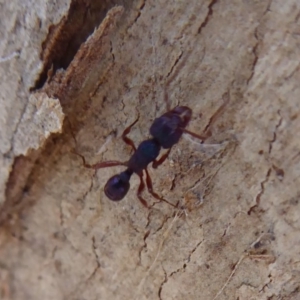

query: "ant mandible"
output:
75 53 228 208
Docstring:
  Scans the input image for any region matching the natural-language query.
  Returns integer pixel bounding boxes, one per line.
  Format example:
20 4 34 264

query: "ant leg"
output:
122 113 140 151
181 129 211 141
73 151 127 170
145 169 178 208
137 173 149 208
152 148 172 169
182 92 230 141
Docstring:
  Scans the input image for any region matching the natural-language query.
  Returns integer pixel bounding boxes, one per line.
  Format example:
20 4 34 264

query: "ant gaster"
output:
75 55 228 208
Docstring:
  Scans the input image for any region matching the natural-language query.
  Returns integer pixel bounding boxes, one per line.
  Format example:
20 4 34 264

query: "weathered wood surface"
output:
1 0 300 299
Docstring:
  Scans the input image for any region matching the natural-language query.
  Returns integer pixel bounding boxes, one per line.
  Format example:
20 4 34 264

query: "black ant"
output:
75 55 228 208
75 101 227 208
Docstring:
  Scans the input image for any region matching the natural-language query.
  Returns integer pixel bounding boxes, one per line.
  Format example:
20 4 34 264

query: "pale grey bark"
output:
0 0 300 299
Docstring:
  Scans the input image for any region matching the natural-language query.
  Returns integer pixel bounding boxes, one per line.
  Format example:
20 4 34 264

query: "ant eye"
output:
104 174 130 201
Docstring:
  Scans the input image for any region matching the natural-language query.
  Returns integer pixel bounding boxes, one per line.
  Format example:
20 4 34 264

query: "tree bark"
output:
1 0 300 299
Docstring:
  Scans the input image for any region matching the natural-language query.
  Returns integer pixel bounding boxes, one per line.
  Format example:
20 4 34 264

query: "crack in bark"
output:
259 273 272 293
170 173 177 191
133 0 146 24
248 168 271 215
109 40 115 63
268 110 282 154
157 239 204 298
134 213 180 300
264 0 273 16
139 213 173 264
187 239 204 262
204 90 230 133
145 209 153 228
91 236 101 269
126 0 147 30
58 167 93 231
138 229 150 264
59 202 64 227
88 61 115 99
197 0 218 35
246 29 259 85
168 239 204 278
247 109 282 214
222 222 231 237
76 161 95 203
158 266 167 300
152 215 174 235
165 51 184 80
247 108 283 214
66 237 101 299
246 0 273 86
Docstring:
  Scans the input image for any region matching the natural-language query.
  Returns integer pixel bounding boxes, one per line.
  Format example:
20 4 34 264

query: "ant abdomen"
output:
104 170 132 201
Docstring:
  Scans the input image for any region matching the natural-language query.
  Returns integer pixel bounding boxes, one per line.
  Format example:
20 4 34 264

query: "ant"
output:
75 102 227 208
75 54 228 208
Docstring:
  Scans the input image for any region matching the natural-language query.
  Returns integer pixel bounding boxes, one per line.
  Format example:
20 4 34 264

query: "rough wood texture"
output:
1 0 300 299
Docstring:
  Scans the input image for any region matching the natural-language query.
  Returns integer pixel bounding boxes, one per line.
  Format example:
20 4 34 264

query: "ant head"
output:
104 171 131 201
172 106 192 128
